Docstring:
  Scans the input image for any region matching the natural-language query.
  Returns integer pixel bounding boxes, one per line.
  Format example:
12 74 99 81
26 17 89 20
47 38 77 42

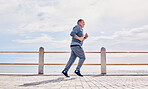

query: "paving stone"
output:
0 75 148 89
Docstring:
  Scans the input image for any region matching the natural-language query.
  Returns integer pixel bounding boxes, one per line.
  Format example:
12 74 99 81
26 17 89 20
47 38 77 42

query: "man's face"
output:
79 20 85 28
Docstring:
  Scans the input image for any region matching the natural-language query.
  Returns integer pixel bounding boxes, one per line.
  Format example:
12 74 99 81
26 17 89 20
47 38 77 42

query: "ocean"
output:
0 65 148 74
0 53 148 74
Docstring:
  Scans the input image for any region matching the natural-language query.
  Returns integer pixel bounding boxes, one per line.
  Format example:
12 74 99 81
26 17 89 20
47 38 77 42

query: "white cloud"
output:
0 0 105 34
0 0 148 51
1 0 148 34
13 34 53 43
13 34 69 44
84 25 148 51
91 25 148 41
12 34 70 49
104 0 148 22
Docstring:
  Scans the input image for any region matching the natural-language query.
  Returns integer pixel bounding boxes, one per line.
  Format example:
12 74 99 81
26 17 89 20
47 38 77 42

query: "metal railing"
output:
0 47 148 75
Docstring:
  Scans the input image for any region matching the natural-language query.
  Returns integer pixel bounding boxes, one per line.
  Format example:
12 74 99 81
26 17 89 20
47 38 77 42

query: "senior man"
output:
62 19 88 77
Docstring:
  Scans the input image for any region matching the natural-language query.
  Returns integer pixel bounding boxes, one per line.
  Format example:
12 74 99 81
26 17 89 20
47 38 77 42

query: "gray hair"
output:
77 19 84 24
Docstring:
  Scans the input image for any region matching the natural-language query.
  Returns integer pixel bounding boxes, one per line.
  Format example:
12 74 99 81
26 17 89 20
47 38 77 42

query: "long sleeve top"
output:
70 25 84 46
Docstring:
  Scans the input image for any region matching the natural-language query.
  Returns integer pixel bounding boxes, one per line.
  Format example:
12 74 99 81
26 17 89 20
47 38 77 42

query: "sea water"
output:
0 65 148 74
0 53 148 74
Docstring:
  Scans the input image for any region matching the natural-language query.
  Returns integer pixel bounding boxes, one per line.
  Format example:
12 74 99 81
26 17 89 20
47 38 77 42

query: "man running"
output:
62 19 88 77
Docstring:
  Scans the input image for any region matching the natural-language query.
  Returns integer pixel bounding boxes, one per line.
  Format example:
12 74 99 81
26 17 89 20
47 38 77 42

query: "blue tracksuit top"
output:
70 25 84 46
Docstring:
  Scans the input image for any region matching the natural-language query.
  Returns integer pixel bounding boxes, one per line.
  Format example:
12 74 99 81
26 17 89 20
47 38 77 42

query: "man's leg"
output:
63 50 77 72
71 46 86 71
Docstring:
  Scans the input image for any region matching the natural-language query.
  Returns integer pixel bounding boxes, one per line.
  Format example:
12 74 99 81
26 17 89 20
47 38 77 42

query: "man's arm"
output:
75 36 84 41
70 26 84 41
76 33 88 41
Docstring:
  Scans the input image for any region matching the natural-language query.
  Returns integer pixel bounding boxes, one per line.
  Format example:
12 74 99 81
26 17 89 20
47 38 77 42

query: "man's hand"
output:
84 33 88 39
75 36 84 41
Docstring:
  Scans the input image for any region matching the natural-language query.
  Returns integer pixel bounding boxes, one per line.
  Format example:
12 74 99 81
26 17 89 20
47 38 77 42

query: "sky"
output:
0 0 148 64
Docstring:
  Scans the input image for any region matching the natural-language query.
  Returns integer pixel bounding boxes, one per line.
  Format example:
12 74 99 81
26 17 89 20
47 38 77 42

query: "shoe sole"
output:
74 72 83 77
61 72 70 77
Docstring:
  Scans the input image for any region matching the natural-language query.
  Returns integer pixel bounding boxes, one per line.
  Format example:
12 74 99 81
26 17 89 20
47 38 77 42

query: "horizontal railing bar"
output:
0 51 148 53
106 52 148 53
0 63 148 65
0 63 100 65
107 64 148 65
0 51 96 53
85 52 100 53
44 52 70 53
0 63 38 65
44 63 101 65
44 52 101 53
0 51 39 53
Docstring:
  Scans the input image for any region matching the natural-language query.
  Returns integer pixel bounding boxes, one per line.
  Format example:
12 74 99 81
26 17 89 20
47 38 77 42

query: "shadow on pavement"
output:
0 74 65 76
19 77 76 87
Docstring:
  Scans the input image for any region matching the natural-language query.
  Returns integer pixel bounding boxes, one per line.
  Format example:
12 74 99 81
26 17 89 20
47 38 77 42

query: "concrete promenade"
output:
0 74 148 89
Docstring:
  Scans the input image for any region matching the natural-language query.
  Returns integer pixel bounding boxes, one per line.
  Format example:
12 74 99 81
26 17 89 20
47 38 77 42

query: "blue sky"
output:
0 0 148 64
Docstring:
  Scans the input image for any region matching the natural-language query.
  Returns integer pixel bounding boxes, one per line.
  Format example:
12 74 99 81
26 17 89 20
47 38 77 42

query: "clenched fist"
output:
84 33 88 39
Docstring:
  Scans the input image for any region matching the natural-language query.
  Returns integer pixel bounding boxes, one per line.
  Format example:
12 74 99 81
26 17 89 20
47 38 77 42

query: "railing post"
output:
101 47 106 75
38 47 44 74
